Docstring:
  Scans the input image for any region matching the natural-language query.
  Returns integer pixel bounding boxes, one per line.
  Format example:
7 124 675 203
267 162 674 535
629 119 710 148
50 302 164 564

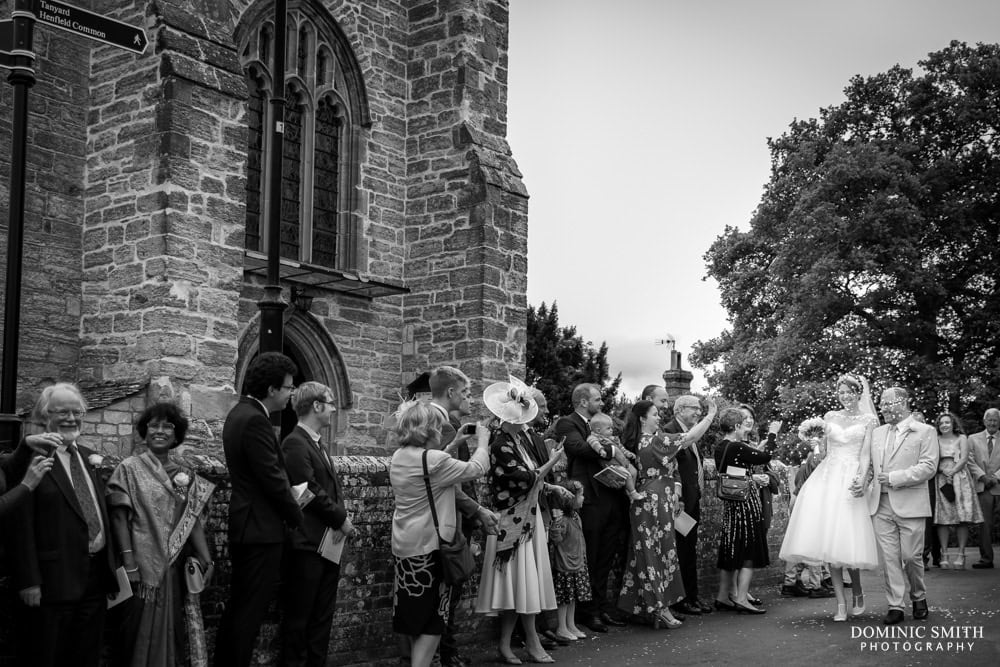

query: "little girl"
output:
548 480 591 642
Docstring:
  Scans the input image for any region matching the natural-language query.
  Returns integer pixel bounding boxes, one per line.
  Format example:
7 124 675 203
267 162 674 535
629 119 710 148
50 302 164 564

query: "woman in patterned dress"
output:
475 378 564 665
933 412 984 569
714 407 772 614
390 401 489 667
616 400 686 628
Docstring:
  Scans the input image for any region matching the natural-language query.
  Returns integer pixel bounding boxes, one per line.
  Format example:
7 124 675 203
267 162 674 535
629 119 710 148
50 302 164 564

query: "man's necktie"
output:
68 445 102 545
989 435 995 458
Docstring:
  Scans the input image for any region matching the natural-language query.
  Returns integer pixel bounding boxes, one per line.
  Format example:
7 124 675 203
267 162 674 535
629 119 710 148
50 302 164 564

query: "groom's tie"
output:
881 429 896 493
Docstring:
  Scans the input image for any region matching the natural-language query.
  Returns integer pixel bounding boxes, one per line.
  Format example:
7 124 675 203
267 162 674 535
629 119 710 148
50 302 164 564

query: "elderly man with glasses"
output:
8 382 119 667
660 393 717 617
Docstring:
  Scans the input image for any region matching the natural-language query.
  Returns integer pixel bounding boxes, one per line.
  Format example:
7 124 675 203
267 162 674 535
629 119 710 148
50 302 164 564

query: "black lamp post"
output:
0 0 37 450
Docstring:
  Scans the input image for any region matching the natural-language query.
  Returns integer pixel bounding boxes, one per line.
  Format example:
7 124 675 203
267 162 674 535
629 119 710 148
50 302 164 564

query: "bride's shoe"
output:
833 603 847 622
851 594 865 616
952 552 966 570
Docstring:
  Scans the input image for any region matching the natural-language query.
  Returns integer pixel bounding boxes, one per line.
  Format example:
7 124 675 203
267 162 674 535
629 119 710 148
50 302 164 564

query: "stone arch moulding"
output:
234 0 372 127
236 310 354 428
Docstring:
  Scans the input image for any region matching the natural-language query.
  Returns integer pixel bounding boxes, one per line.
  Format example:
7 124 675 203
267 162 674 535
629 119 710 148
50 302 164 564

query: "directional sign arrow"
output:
33 0 148 54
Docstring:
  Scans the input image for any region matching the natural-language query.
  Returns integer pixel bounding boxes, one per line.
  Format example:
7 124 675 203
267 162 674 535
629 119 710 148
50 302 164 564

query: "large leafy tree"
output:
692 41 1000 428
526 302 622 418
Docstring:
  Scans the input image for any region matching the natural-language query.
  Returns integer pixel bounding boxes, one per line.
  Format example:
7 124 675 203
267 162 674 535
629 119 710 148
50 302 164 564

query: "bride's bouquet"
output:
797 417 826 455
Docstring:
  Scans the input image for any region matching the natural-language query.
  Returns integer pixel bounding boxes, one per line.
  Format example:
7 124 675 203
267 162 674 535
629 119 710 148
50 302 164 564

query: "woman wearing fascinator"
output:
474 376 565 665
779 374 880 622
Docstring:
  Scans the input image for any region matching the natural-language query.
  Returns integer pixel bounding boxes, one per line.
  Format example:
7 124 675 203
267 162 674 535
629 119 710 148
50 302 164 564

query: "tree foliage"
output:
692 41 1000 429
525 302 622 418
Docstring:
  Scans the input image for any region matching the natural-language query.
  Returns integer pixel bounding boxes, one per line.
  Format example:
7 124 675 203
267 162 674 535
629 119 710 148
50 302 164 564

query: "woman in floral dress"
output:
617 400 685 628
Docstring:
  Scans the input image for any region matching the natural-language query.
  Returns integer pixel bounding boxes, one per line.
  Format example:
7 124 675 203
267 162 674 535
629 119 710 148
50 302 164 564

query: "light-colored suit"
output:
966 429 1000 564
867 416 939 610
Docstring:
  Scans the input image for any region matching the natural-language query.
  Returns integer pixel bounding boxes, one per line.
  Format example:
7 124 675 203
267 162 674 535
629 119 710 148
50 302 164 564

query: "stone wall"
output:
0 457 807 665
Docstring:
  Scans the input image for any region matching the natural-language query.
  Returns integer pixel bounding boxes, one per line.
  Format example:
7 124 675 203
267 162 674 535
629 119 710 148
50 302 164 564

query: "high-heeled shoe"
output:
652 612 683 629
747 593 762 606
833 603 847 622
953 552 966 570
851 594 865 616
714 598 737 612
497 651 523 665
525 651 555 664
730 597 766 614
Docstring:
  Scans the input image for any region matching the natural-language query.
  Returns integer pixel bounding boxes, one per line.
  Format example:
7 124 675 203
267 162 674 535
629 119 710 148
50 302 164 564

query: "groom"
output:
864 387 939 625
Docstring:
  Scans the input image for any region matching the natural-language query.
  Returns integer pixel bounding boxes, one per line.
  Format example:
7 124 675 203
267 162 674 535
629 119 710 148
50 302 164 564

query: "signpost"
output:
33 0 148 54
0 0 147 450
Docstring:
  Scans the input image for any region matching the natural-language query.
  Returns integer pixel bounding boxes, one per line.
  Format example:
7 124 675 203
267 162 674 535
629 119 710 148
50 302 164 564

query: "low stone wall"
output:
0 458 817 665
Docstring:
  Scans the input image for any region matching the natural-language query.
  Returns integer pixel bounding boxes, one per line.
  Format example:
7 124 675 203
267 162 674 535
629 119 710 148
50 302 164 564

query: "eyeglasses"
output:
315 399 337 409
281 384 296 391
880 399 905 408
148 422 176 432
51 409 85 419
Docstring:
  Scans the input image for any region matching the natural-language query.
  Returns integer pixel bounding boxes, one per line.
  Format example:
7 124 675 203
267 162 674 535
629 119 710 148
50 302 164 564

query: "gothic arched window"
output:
238 2 369 271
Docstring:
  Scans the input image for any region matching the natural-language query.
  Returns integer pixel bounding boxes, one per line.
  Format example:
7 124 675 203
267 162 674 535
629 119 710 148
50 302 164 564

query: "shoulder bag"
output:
422 450 476 585
716 440 752 502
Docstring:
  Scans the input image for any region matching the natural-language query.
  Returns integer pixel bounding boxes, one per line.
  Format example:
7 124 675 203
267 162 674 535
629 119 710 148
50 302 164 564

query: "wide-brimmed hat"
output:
483 375 538 425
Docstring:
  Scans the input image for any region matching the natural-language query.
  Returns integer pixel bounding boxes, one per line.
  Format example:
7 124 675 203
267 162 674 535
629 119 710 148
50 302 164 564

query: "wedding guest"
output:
913 412 942 567
932 412 983 570
713 408 772 614
108 403 216 667
281 382 354 667
391 401 489 667
214 352 304 667
556 383 626 632
548 480 591 642
662 394 717 617
428 366 497 667
780 448 833 599
616 401 686 628
967 408 1000 569
475 377 563 665
9 383 119 667
0 438 52 517
589 413 644 502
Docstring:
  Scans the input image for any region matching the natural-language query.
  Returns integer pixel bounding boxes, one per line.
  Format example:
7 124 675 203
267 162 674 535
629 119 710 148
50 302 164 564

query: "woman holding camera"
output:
390 400 489 667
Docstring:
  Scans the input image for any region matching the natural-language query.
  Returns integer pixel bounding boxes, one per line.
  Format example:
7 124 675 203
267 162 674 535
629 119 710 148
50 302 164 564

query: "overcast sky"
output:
506 0 1000 399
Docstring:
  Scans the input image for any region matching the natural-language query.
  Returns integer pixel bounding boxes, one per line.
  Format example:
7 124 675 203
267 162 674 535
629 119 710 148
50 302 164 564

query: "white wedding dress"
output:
779 413 880 569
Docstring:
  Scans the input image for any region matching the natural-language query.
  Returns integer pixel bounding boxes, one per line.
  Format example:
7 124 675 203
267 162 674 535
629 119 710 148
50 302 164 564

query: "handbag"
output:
422 450 476 585
939 481 956 503
184 557 207 594
716 440 752 502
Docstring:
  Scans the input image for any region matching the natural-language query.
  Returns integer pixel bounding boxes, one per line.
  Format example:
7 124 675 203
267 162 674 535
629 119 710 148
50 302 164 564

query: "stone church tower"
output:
0 0 527 455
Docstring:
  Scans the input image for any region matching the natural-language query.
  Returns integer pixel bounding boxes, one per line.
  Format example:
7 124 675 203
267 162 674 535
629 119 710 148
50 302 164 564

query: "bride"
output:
779 373 880 621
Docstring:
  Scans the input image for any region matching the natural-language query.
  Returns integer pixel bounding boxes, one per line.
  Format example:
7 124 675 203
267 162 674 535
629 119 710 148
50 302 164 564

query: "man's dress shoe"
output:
671 601 703 616
912 599 929 620
883 609 904 625
599 612 625 627
580 616 608 633
972 561 994 569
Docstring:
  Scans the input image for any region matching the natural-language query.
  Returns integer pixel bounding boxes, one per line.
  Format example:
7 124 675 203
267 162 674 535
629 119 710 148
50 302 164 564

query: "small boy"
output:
589 413 645 502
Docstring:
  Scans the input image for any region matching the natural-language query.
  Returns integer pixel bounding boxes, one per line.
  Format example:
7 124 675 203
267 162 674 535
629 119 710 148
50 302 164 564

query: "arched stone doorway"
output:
237 309 352 452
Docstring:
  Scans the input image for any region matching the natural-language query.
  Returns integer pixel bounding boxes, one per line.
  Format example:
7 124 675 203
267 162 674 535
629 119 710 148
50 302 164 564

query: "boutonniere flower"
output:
88 454 104 467
172 472 191 489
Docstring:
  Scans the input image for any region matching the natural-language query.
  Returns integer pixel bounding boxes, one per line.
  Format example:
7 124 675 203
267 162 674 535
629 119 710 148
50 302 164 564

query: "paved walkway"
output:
471 549 1000 666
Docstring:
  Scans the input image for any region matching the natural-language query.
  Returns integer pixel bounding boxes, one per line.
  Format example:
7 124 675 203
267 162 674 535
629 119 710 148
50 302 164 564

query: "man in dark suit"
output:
556 383 626 633
9 383 119 667
281 381 355 667
214 352 304 667
661 393 717 616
